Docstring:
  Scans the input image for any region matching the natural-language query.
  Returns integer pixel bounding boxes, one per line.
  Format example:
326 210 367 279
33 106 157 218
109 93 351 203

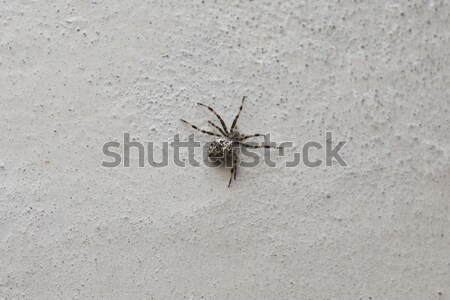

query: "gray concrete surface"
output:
1 0 449 299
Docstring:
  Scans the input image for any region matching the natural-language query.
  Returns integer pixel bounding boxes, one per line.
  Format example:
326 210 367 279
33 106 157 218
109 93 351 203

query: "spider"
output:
181 96 281 187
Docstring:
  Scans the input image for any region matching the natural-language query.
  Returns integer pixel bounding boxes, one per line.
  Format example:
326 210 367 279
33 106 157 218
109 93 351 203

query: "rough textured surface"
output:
1 0 449 299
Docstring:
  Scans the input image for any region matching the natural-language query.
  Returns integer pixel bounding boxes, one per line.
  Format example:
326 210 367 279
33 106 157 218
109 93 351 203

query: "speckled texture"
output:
1 0 449 299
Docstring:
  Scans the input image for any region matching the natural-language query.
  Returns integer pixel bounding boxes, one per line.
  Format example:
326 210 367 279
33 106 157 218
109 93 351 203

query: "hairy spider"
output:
181 96 280 187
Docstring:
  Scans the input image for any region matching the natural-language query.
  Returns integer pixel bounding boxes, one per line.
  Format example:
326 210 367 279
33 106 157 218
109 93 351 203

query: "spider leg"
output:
233 151 238 180
228 163 234 187
230 96 246 133
197 103 229 135
208 121 226 137
228 151 238 187
239 142 282 149
239 133 266 141
180 119 221 137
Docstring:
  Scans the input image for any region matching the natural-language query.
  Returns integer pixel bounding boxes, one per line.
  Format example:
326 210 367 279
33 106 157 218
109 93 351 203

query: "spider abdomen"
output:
208 138 234 160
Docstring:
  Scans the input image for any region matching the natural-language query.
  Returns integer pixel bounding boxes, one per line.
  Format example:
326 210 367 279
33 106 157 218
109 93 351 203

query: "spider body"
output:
181 96 280 187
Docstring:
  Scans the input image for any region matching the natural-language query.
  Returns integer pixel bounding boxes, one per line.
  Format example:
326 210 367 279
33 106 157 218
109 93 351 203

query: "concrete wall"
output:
1 0 449 299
